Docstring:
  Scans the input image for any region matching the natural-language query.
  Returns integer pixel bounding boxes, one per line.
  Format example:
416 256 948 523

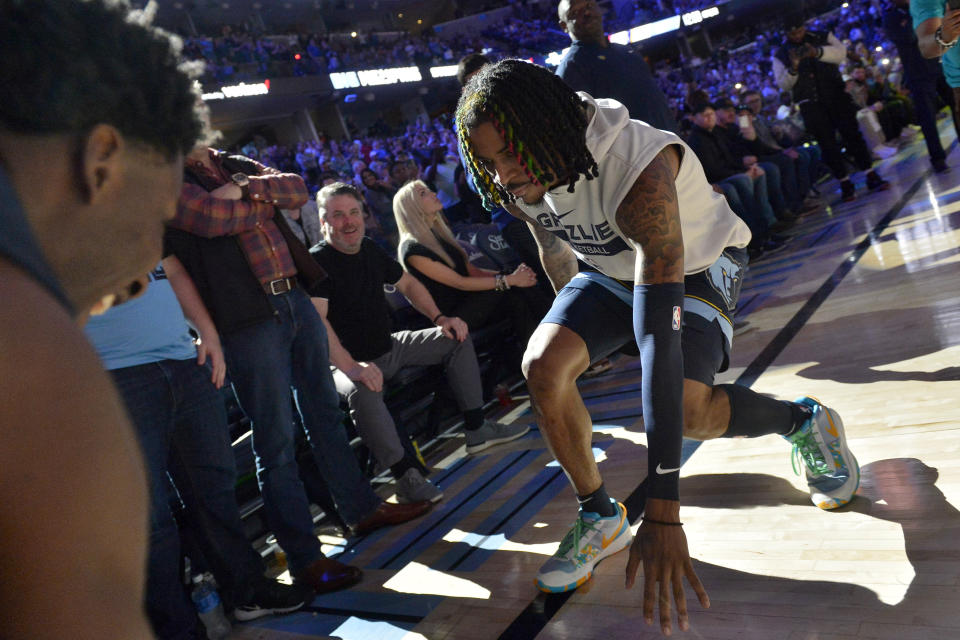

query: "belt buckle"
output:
269 278 291 295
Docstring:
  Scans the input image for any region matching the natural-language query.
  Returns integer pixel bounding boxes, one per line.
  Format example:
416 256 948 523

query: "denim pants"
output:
759 153 800 211
793 147 813 197
719 173 772 241
756 161 787 220
111 358 263 640
221 286 381 573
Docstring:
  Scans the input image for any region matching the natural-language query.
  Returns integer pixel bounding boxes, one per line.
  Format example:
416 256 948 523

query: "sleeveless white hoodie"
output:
514 93 751 281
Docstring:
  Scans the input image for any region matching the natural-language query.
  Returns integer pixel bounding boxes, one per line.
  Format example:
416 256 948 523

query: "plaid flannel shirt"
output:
171 154 309 286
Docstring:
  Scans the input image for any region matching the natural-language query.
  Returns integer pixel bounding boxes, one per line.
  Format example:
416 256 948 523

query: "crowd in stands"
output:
226 0 934 260
184 27 499 83
183 0 735 83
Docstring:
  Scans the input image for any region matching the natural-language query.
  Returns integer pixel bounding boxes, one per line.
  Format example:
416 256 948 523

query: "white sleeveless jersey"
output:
514 93 751 281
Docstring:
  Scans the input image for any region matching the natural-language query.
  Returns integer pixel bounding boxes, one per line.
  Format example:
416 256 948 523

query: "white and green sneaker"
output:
535 500 631 593
786 396 860 510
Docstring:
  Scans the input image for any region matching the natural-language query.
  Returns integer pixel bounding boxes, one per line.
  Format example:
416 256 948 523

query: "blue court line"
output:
803 221 839 248
744 259 804 280
737 293 758 313
436 440 619 573
335 455 484 561
433 468 567 571
510 399 642 424
737 292 770 318
509 382 641 421
580 381 641 399
746 250 808 271
740 275 788 292
897 184 960 214
748 249 817 272
370 449 544 570
246 610 344 635
882 205 960 237
248 590 444 633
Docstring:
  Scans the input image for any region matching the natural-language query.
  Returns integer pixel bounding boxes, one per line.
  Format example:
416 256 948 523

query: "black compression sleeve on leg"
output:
718 383 796 438
633 283 685 501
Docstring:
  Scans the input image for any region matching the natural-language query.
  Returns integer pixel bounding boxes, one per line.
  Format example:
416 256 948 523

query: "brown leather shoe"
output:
352 500 433 536
292 556 362 594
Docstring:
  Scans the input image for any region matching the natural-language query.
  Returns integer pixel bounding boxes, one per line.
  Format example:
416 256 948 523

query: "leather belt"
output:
264 277 296 295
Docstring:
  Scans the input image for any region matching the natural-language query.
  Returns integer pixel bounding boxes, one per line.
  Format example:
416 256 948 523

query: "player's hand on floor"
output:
625 521 709 636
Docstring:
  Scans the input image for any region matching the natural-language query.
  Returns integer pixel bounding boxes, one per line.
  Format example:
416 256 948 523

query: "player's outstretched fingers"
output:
659 575 672 636
685 560 710 609
672 568 689 632
643 568 657 626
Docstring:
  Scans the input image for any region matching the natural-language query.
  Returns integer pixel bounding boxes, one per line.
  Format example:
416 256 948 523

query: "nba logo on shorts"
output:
672 306 681 330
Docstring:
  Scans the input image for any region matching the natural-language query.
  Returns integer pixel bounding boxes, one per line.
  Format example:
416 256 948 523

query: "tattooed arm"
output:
620 144 710 636
503 203 578 293
615 145 684 285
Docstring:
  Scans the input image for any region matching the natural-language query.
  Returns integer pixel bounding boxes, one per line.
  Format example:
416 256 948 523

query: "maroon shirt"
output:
171 150 308 285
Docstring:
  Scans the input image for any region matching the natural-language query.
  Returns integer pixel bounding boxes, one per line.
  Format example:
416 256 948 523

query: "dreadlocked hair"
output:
455 59 599 211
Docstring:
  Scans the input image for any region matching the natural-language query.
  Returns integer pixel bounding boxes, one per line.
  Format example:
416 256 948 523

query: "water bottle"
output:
190 573 231 639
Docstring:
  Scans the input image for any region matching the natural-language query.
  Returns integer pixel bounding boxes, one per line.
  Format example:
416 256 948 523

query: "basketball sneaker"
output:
785 397 860 510
535 500 631 593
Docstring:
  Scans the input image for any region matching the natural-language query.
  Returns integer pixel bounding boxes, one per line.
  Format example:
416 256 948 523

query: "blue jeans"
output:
221 286 381 572
793 148 813 197
719 173 772 241
759 154 800 212
757 161 787 220
111 358 262 640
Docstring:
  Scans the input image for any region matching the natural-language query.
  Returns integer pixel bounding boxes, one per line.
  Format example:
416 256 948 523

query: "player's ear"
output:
78 124 125 206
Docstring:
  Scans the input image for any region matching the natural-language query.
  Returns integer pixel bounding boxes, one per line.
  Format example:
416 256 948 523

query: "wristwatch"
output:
231 172 250 199
935 25 958 50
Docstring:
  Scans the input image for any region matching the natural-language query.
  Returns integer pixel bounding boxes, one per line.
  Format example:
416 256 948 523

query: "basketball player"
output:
455 59 860 635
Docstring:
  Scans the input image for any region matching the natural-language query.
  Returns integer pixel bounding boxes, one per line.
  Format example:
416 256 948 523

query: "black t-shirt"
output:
309 237 403 361
398 236 468 316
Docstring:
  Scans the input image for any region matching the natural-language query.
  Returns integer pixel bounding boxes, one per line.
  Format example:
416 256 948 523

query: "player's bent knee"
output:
522 325 588 389
682 379 723 440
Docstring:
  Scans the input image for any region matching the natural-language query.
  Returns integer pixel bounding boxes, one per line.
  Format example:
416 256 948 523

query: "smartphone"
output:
738 114 750 128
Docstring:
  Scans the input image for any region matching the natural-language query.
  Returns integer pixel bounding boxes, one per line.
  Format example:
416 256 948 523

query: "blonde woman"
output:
393 180 551 351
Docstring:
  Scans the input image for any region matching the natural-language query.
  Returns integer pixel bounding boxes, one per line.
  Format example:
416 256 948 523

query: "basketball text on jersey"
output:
534 210 632 257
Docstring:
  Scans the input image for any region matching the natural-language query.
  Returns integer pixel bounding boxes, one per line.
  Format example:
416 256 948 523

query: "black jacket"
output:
775 30 846 103
687 125 743 183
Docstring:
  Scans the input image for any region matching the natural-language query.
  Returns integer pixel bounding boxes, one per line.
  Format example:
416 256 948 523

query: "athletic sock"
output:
782 402 813 438
718 383 807 438
463 407 484 432
576 484 617 517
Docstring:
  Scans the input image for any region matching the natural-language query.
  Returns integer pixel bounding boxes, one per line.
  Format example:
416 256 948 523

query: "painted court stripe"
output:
439 440 617 572
737 292 770 318
249 590 443 633
335 455 484 561
371 449 543 570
